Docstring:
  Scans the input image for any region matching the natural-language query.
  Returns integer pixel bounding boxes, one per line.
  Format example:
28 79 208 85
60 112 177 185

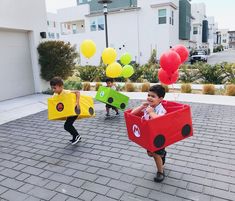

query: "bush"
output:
37 41 78 81
225 84 235 96
125 83 135 92
95 82 102 91
179 64 199 83
141 82 150 92
181 83 192 93
83 82 91 91
148 49 157 65
197 63 227 84
42 88 53 95
202 84 215 95
223 63 235 84
64 80 82 90
77 65 99 82
142 64 159 83
128 63 144 82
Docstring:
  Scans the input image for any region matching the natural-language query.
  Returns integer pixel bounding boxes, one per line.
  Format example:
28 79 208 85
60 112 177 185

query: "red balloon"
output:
159 50 181 74
172 45 189 63
158 68 179 85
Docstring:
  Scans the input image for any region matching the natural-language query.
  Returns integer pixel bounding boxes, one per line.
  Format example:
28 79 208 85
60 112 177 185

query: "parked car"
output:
190 50 208 64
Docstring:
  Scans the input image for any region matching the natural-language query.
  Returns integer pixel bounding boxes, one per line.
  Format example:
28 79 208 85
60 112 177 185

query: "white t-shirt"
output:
142 103 166 120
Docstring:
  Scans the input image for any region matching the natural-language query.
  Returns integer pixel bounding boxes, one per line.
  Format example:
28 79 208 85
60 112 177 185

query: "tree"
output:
37 41 78 81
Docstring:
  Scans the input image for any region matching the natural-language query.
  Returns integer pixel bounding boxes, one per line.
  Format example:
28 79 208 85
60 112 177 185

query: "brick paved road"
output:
0 100 235 201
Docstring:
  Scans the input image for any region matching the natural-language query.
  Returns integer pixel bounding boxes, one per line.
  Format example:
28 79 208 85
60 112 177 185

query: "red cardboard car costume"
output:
124 100 193 152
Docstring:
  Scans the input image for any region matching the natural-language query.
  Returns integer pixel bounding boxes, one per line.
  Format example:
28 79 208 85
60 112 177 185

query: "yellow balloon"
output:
106 62 123 78
80 40 96 58
102 48 117 65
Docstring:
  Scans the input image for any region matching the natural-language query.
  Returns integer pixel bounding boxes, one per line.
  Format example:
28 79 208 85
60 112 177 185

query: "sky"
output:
45 0 235 30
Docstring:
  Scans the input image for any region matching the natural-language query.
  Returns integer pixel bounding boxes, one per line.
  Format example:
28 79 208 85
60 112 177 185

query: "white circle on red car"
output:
132 124 140 137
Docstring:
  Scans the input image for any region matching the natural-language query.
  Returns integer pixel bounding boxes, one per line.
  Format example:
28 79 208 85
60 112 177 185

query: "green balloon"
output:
120 53 132 65
122 65 134 78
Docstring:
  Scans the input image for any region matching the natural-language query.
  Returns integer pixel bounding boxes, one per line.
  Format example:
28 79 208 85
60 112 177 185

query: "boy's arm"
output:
71 90 80 107
131 102 148 115
146 106 159 119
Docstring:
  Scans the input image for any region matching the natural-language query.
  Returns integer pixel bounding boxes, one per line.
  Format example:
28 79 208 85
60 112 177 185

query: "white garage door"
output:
0 29 35 101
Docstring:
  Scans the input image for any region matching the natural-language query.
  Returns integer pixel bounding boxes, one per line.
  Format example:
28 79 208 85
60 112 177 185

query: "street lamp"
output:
98 0 112 48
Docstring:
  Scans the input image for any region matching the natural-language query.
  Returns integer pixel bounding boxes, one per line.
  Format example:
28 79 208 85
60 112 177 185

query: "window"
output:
47 21 49 26
171 11 174 25
158 9 166 24
54 21 56 28
72 24 77 34
223 39 226 43
56 33 60 39
79 0 83 3
97 16 104 31
90 19 97 31
193 27 198 34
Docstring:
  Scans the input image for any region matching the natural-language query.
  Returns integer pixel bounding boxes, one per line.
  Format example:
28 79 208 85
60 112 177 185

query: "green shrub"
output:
225 84 235 96
37 41 78 81
196 63 227 84
181 83 192 93
42 88 53 95
128 63 144 82
223 63 235 84
142 64 159 83
179 64 199 83
77 65 99 82
64 80 82 90
202 84 215 95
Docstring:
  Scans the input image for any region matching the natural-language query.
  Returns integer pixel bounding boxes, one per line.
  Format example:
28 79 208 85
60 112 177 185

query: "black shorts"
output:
147 148 166 156
106 104 117 110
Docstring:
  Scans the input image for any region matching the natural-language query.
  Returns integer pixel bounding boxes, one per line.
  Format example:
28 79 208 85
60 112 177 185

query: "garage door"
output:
0 29 35 101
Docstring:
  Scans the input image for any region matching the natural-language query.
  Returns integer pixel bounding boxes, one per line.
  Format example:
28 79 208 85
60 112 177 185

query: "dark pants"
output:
64 116 79 138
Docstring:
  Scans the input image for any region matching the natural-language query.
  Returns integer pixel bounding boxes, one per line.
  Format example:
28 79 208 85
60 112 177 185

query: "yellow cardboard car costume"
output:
48 93 95 120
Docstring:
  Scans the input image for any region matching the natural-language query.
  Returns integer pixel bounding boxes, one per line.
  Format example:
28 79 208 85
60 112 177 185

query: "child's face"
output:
106 81 113 87
147 91 163 107
51 85 63 94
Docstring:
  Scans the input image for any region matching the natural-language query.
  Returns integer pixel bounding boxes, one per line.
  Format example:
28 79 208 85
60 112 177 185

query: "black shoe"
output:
105 113 110 117
154 171 165 183
116 112 119 116
71 135 81 145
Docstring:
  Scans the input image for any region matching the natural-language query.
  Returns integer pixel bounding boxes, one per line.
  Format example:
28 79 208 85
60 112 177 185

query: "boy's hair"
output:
149 85 165 98
105 78 114 83
50 77 64 87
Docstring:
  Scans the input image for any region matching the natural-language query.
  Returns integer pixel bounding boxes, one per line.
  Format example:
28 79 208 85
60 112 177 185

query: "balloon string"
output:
171 84 179 101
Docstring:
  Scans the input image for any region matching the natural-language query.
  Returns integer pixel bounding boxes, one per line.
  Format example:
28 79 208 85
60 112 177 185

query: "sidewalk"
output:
0 92 234 125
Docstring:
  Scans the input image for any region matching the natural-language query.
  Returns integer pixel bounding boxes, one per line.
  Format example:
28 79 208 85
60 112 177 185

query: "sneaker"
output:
154 171 165 183
116 112 119 116
105 113 110 117
71 135 81 145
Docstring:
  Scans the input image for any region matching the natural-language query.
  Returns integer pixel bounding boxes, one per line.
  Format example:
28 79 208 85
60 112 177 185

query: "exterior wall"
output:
47 13 61 39
228 31 235 49
0 0 48 97
51 0 179 65
207 16 217 53
219 29 229 49
179 0 191 40
191 3 207 49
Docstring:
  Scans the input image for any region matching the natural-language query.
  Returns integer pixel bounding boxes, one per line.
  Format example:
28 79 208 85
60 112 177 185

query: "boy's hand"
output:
146 106 154 114
141 102 149 108
75 91 80 106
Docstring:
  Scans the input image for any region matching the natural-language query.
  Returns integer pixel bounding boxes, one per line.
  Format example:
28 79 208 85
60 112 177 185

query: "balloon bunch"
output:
80 40 134 79
158 45 189 85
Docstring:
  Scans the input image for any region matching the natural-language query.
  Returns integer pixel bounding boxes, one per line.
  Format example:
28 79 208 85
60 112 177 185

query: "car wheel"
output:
75 106 81 115
89 107 94 115
154 134 165 148
120 103 126 109
181 124 191 137
107 97 113 103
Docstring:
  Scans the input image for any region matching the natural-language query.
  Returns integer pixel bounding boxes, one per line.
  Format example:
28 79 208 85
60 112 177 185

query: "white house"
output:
219 29 229 49
47 0 180 66
0 0 47 101
207 16 217 54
